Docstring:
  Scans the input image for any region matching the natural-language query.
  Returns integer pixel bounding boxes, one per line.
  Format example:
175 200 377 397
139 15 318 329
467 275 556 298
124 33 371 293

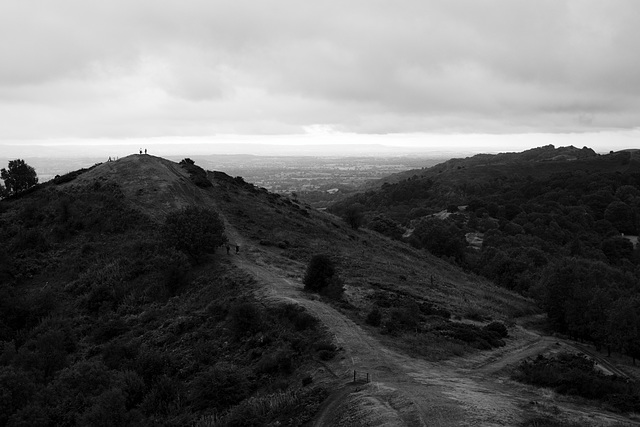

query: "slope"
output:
3 154 637 425
206 168 640 426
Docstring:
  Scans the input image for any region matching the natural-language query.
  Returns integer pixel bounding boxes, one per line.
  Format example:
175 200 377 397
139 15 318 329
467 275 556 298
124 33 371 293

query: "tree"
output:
303 254 343 298
162 206 227 263
604 201 636 234
1 159 38 195
413 217 466 262
343 204 364 230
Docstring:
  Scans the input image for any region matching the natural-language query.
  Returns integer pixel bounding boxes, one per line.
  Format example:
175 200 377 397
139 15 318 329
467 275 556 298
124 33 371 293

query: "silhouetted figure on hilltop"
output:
236 245 240 254
226 244 230 255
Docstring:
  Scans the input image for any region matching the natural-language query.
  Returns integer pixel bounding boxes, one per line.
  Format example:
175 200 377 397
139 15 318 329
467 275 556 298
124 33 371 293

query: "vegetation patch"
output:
180 158 212 188
513 352 640 413
0 179 334 425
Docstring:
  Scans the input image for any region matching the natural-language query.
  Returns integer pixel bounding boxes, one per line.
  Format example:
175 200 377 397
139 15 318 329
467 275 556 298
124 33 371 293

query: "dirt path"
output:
219 220 639 426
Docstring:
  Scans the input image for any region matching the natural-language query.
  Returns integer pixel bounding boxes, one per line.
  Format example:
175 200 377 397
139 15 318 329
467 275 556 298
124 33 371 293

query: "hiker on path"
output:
236 244 240 254
226 244 230 255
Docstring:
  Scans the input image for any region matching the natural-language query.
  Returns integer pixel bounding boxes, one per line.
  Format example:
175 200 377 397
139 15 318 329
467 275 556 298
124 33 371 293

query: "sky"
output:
1 0 639 156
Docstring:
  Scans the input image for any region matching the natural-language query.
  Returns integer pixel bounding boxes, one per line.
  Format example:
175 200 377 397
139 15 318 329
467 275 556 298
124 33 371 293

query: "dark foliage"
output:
230 301 263 338
366 214 405 240
0 162 334 427
366 307 382 327
162 206 227 263
514 352 640 413
1 159 38 195
483 321 508 338
343 204 364 230
435 322 505 350
412 217 466 263
329 147 640 358
179 158 212 188
303 254 336 292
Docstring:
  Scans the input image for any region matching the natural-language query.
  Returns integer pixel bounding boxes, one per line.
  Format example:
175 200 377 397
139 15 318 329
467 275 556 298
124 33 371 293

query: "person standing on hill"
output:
226 244 230 255
236 244 240 254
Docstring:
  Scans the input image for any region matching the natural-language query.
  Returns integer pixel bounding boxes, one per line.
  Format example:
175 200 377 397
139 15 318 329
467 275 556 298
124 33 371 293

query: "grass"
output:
209 170 538 362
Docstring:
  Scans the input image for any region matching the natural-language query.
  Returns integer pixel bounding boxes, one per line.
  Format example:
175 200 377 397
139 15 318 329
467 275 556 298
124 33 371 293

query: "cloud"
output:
1 0 640 141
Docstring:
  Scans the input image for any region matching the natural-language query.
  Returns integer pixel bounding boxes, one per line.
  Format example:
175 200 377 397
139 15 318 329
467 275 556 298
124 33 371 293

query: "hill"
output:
2 153 639 426
329 145 640 380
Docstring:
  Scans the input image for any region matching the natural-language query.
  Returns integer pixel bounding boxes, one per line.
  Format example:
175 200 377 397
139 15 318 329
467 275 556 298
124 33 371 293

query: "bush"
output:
255 349 295 375
484 321 508 338
342 204 364 230
230 301 263 338
179 159 211 188
0 367 37 425
365 307 382 327
303 254 336 293
189 363 250 411
514 352 640 412
276 304 318 331
162 206 227 263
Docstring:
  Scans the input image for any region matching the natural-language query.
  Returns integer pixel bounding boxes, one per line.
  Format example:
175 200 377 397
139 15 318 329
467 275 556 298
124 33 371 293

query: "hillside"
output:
2 154 640 426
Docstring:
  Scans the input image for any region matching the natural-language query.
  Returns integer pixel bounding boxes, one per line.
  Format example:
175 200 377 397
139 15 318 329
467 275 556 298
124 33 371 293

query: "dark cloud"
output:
1 0 640 140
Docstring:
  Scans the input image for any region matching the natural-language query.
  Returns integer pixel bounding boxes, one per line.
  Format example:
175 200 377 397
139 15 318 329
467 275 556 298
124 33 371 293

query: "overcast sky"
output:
1 1 639 155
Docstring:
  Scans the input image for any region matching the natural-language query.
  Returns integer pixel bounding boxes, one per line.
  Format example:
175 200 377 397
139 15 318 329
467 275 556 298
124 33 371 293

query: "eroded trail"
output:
221 224 638 426
235 255 469 426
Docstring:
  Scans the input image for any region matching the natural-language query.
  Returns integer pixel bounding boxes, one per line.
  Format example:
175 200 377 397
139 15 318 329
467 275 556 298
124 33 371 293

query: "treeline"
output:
330 150 640 361
0 179 332 426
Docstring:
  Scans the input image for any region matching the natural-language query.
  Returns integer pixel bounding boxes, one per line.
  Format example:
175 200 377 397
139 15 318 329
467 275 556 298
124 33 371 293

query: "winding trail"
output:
220 217 639 426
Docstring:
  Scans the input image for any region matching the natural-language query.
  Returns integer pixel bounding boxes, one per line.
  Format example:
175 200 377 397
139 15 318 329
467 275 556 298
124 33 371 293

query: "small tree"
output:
162 206 227 263
343 204 364 230
1 159 38 195
303 254 344 299
303 254 335 292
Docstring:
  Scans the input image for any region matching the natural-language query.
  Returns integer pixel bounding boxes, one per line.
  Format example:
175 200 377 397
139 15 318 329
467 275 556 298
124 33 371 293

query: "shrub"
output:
230 301 263 338
303 254 336 293
313 341 338 361
365 307 382 327
484 321 508 338
342 204 364 230
189 363 250 411
140 375 181 416
276 304 318 331
0 367 37 425
102 342 139 370
419 303 451 319
179 159 212 188
162 206 227 263
115 370 145 410
321 276 345 300
514 352 640 412
77 388 138 427
255 349 295 375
